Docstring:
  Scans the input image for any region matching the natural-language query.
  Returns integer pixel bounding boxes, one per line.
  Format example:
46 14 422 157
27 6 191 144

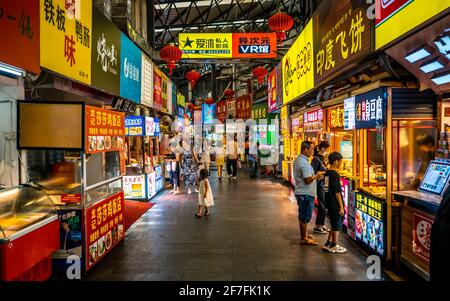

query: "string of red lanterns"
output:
224 89 235 99
253 66 268 85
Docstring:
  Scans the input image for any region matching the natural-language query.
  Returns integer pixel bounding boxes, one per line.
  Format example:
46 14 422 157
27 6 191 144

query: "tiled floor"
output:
87 168 391 281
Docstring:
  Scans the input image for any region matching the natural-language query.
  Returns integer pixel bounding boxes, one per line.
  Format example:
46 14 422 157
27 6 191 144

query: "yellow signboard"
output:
375 0 449 50
282 20 315 104
281 106 289 135
179 33 233 59
40 0 92 84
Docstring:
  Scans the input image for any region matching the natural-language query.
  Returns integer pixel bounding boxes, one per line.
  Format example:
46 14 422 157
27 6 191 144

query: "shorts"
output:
328 210 343 231
295 194 315 224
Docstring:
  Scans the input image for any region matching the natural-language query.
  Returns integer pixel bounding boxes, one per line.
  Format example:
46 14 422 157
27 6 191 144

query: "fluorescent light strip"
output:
431 72 450 85
419 60 444 74
405 48 432 63
0 63 25 77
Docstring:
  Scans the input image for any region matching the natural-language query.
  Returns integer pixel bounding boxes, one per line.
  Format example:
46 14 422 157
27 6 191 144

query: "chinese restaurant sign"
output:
252 103 268 121
91 7 121 95
282 20 315 104
40 0 92 84
177 92 186 108
120 33 141 103
281 106 289 135
236 95 252 119
232 33 277 59
216 100 227 123
226 99 236 119
375 0 449 50
85 191 124 270
268 68 277 113
141 54 153 107
412 213 434 262
85 106 125 154
354 88 386 129
355 191 385 256
0 0 40 74
313 0 373 87
124 116 144 136
153 67 163 110
304 108 324 124
329 105 344 129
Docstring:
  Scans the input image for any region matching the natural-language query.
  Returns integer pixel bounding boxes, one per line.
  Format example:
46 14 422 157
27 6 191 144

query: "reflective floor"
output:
87 167 391 281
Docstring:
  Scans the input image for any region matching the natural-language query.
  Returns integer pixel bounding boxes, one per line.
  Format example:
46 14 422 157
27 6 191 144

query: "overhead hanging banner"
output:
0 0 40 74
282 20 315 104
236 95 252 119
313 0 373 87
120 33 141 103
268 68 277 113
40 0 92 84
232 33 277 59
375 0 449 50
153 67 162 111
91 7 121 96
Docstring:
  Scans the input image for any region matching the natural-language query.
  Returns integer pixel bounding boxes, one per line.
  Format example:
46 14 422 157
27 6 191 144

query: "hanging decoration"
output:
268 12 294 45
159 44 182 75
253 66 268 85
205 98 215 105
224 89 235 99
185 70 201 89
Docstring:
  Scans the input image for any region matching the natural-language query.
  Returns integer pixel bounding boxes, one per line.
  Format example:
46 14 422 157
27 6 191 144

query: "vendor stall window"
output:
86 151 121 187
330 130 354 176
392 120 436 191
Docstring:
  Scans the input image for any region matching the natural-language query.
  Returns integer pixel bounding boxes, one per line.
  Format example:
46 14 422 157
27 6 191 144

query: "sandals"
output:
195 213 202 218
300 238 318 246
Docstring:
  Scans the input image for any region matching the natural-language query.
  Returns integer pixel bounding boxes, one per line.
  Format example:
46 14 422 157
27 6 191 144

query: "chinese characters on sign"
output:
329 105 344 128
354 88 386 129
0 0 40 74
85 106 125 154
412 213 434 262
268 68 277 113
40 0 92 84
123 175 145 199
236 95 252 119
233 33 277 59
120 33 141 103
124 116 144 136
216 100 227 123
153 67 163 110
304 108 324 124
313 0 372 86
226 99 236 119
85 191 124 270
344 96 356 130
252 103 268 121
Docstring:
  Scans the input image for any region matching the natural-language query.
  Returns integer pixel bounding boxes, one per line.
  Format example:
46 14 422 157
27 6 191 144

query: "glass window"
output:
86 152 121 187
85 178 122 206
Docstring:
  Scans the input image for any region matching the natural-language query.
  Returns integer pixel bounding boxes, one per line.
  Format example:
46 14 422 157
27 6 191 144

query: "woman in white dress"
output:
195 169 214 218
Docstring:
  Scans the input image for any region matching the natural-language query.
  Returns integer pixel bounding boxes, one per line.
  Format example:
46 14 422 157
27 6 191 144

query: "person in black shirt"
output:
311 141 330 234
323 152 347 254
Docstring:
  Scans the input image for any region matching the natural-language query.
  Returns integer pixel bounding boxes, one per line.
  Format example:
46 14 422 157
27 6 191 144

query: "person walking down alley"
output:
322 152 347 253
181 140 199 194
195 169 214 218
311 141 331 234
215 135 226 180
293 141 325 246
226 135 239 179
199 139 212 174
248 142 260 178
167 142 181 194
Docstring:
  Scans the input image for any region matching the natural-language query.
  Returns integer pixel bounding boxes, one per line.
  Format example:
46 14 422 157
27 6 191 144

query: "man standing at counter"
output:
294 141 325 246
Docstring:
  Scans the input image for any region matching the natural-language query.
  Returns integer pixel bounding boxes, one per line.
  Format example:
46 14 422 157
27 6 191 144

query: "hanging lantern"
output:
159 43 182 75
185 70 201 89
224 89 235 99
205 98 215 105
253 66 268 85
268 12 294 45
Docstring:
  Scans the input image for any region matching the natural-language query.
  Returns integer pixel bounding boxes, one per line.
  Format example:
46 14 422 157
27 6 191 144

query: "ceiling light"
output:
419 57 445 73
404 45 433 63
0 62 26 77
431 71 450 85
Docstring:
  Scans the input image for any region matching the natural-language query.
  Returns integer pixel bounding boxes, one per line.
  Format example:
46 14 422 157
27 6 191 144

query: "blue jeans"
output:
295 194 315 224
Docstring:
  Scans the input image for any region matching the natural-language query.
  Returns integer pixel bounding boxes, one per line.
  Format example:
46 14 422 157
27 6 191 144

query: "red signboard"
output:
412 213 434 262
85 106 125 154
85 191 125 271
236 95 252 119
375 0 412 26
268 68 277 113
304 109 324 124
232 33 277 59
153 72 162 110
226 99 236 119
0 0 40 74
216 100 227 123
61 194 82 204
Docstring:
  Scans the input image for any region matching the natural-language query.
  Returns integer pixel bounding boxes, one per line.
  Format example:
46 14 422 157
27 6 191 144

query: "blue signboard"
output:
120 33 142 103
125 116 145 136
202 103 217 125
177 106 185 118
354 88 387 129
154 118 161 136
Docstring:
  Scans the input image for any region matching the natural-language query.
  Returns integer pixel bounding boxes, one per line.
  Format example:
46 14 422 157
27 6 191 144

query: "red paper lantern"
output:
185 70 201 89
253 66 268 85
268 12 294 45
159 44 182 75
205 98 215 105
224 89 235 99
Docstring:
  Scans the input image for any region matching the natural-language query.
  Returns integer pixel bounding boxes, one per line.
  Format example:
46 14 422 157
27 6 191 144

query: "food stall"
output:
281 106 292 183
15 101 125 277
303 107 326 144
124 116 163 201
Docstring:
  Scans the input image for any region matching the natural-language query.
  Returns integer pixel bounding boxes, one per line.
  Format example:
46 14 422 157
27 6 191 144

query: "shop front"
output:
303 107 326 144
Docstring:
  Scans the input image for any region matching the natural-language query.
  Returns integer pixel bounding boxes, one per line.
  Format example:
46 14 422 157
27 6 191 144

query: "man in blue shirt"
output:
293 141 325 246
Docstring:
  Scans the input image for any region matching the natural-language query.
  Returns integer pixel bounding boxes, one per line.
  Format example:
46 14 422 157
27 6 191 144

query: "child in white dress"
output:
195 169 214 218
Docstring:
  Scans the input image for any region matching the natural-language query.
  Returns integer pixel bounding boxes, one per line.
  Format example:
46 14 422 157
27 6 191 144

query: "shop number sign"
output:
85 191 124 270
85 106 125 154
329 106 344 129
412 213 434 262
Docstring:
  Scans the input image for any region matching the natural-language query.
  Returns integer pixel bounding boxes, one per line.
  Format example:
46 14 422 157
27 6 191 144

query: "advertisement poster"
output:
202 103 217 125
412 213 434 262
232 33 277 59
354 88 387 129
147 172 156 199
236 95 252 119
145 117 155 136
85 191 124 270
216 100 227 123
124 116 144 136
53 209 83 259
40 0 92 84
0 0 40 74
344 96 356 130
123 175 146 199
313 0 373 86
355 191 385 256
91 7 121 95
120 33 141 103
375 0 449 49
153 69 162 110
85 106 125 154
141 54 153 107
268 68 277 112
179 33 233 59
282 19 315 104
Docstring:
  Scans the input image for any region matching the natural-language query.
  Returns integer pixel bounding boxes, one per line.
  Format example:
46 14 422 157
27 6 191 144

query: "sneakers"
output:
195 188 199 193
188 189 192 194
313 226 328 234
233 176 237 180
324 244 347 253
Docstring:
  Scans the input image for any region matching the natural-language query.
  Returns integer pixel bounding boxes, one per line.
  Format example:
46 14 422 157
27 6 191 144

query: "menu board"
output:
85 106 125 154
419 161 450 196
145 117 156 137
344 97 355 130
125 116 144 136
85 191 124 270
123 175 146 199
